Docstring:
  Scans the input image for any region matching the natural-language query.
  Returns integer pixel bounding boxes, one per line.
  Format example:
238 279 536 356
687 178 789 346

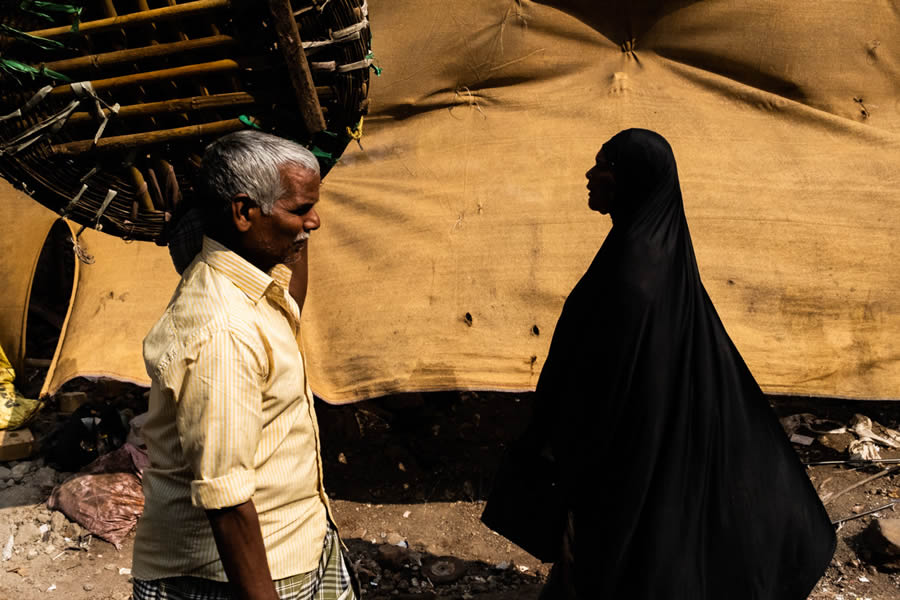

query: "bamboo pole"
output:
101 0 117 18
266 0 326 135
50 118 249 155
48 58 333 100
44 35 237 72
47 59 251 96
129 167 155 212
27 0 231 39
66 91 260 124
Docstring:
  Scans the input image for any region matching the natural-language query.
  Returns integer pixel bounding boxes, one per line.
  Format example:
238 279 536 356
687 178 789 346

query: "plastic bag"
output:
0 342 42 430
47 443 148 548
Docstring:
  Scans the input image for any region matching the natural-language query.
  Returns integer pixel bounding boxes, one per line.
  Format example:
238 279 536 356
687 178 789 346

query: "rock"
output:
376 544 409 570
0 484 44 506
26 548 38 560
17 522 42 544
10 462 31 481
69 522 84 539
35 509 52 524
50 511 68 534
386 532 405 546
59 392 89 413
818 432 853 453
422 556 466 584
83 583 94 592
0 466 12 480
2 534 12 561
863 518 900 570
32 467 57 489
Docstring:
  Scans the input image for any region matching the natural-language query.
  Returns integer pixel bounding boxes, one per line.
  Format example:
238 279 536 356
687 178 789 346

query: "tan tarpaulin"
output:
2 0 899 401
40 229 180 396
301 0 900 401
0 180 61 375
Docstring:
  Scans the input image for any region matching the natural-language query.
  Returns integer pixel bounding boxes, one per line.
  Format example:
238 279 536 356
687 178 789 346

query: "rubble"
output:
862 518 900 571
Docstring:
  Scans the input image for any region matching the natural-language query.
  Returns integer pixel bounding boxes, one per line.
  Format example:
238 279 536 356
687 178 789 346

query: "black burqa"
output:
483 129 835 599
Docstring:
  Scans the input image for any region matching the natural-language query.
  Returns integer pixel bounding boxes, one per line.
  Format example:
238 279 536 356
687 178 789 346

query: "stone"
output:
17 522 42 544
58 392 89 413
818 432 853 453
10 462 31 481
385 532 405 546
50 511 68 533
863 518 900 570
83 583 94 592
0 484 44 506
376 544 409 570
26 548 38 560
69 522 84 539
32 467 57 489
0 430 34 461
0 466 12 480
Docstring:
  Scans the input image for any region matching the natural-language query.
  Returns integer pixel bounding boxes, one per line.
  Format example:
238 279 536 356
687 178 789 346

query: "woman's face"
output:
586 150 615 214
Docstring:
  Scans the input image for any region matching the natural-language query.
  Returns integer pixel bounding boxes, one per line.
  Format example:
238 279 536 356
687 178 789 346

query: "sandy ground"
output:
0 387 898 600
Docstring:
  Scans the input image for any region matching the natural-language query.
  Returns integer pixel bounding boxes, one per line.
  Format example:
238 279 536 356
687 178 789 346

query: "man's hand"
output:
206 499 279 600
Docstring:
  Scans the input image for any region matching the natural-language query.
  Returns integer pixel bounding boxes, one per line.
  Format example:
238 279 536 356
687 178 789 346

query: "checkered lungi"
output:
133 526 356 600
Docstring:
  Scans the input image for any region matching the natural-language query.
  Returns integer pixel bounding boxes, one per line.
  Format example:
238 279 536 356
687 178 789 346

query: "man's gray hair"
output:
199 130 320 216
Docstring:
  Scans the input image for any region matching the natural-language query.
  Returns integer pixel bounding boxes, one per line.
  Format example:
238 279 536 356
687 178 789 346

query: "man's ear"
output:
230 194 257 233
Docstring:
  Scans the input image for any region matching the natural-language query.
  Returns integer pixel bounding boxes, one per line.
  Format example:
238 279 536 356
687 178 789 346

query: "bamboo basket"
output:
0 0 373 242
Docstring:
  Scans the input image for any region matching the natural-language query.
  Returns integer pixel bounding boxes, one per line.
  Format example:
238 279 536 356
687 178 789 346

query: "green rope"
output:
0 24 67 50
365 51 382 76
19 1 82 17
18 1 82 30
310 146 334 160
0 58 71 82
238 115 261 130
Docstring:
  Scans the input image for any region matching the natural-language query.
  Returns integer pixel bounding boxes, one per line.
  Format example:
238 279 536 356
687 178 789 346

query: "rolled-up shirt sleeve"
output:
175 326 267 509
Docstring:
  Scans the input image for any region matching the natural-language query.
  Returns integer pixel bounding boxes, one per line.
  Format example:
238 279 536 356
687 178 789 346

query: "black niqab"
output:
489 129 835 599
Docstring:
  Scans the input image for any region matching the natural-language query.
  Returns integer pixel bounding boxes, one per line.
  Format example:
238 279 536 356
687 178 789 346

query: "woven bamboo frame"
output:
0 0 372 242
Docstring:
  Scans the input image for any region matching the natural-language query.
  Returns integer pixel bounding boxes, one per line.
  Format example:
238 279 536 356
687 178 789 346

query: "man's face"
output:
243 165 321 270
586 150 615 214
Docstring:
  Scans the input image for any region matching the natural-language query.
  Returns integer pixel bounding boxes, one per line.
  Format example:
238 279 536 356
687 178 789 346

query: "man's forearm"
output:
206 499 279 600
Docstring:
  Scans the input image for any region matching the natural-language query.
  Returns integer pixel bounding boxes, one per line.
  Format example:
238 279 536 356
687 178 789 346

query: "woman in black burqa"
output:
482 129 835 599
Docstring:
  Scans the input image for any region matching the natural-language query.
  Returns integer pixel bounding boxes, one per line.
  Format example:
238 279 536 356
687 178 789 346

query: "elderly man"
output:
132 130 355 600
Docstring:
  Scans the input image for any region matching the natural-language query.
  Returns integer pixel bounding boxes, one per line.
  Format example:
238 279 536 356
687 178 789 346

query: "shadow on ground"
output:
315 391 537 505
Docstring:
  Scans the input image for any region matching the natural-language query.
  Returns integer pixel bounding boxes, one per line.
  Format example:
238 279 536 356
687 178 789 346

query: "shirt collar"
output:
201 236 289 302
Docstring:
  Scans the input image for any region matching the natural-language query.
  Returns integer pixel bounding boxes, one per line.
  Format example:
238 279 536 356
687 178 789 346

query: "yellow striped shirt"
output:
133 236 329 582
